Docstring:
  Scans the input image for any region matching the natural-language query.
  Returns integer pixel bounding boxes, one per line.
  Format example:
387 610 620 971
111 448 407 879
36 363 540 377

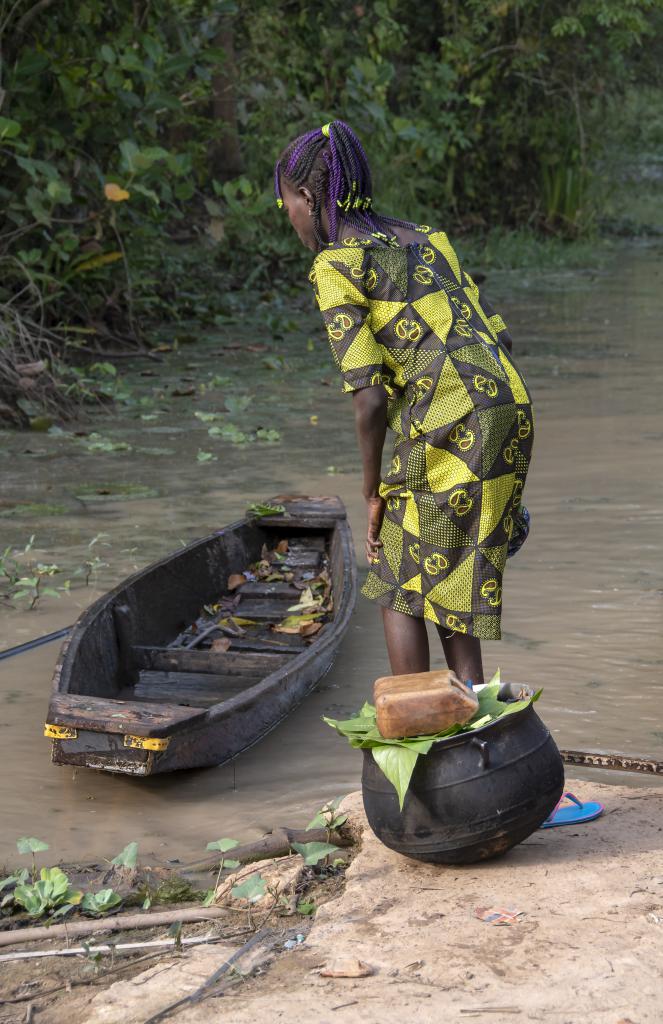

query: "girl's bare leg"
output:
435 627 484 686
381 606 430 674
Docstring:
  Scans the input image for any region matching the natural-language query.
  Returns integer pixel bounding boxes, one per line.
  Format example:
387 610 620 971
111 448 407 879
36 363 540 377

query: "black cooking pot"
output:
361 684 564 864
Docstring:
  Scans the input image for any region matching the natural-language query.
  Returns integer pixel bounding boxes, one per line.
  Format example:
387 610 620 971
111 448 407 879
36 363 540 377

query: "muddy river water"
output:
1 242 662 865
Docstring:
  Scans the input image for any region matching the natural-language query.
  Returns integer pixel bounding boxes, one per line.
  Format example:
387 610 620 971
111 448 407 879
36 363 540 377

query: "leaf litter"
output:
172 535 334 648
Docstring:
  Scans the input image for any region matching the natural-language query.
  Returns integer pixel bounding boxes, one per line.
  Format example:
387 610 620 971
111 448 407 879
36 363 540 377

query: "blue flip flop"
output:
540 791 604 829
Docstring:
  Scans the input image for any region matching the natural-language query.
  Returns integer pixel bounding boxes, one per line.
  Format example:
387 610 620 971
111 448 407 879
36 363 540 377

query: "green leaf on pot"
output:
372 745 419 811
495 689 542 719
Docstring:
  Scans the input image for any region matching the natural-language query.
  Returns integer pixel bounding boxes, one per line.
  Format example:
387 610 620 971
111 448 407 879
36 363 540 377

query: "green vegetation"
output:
1 815 349 928
1 0 662 425
1 533 111 609
1 837 122 921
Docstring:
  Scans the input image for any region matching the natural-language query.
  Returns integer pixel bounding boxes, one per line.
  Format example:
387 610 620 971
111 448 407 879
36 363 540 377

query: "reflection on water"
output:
1 243 663 863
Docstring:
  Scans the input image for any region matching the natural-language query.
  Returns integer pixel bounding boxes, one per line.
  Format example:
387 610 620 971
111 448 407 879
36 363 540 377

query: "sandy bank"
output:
76 777 663 1024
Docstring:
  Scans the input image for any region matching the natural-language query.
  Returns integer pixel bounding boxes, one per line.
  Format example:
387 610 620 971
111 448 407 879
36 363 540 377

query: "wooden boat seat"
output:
119 669 262 709
233 597 314 621
131 645 293 674
48 692 207 736
237 581 301 599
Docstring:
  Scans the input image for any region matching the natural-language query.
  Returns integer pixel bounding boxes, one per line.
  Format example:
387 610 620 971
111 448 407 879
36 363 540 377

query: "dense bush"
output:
1 0 662 421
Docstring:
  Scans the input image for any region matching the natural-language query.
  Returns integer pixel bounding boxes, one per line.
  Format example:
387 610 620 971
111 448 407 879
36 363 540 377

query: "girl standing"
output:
275 120 531 686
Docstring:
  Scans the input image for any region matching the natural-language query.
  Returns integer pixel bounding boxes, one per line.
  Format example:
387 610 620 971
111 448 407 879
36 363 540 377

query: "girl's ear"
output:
299 185 315 210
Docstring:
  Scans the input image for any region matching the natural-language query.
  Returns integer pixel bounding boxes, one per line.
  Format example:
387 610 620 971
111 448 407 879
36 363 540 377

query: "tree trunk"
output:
209 17 243 181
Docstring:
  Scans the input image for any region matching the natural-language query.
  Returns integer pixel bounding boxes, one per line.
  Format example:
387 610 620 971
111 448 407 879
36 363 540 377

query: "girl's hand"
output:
365 495 385 566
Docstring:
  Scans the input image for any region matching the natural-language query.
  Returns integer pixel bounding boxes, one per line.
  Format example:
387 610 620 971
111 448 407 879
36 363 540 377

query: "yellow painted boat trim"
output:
124 734 169 752
44 723 77 740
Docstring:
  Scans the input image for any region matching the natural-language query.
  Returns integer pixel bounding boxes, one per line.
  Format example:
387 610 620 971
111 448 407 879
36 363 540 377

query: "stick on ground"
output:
0 907 227 948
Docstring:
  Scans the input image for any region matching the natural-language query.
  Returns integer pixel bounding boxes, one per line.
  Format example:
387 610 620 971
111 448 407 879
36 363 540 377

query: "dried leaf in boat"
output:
227 573 246 591
211 637 231 652
300 621 323 637
287 586 321 613
273 613 324 634
275 539 289 554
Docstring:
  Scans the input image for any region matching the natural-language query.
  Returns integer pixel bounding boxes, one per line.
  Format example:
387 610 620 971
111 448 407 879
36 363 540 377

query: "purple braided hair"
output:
274 119 419 249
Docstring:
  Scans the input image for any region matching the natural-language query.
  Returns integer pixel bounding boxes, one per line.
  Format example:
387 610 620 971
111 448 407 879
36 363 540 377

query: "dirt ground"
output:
3 778 663 1024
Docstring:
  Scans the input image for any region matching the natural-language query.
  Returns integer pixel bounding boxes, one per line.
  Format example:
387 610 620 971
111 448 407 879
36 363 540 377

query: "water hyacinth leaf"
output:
224 395 251 416
17 837 49 854
291 841 339 866
81 889 122 915
223 859 240 870
50 902 76 920
231 874 266 903
194 411 223 423
111 841 138 868
206 838 239 853
256 428 281 442
372 745 419 811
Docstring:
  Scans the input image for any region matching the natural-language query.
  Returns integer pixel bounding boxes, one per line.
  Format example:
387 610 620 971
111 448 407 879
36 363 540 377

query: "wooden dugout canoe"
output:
45 496 356 776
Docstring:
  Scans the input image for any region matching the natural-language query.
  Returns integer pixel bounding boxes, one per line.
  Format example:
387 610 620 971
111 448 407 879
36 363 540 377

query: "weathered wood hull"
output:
46 496 356 776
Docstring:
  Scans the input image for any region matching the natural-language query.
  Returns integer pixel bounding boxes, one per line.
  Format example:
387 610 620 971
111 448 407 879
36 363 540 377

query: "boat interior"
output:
114 532 330 709
51 505 347 727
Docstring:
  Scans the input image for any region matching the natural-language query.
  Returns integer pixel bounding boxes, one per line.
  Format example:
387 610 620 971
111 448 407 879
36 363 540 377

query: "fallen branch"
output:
0 933 225 963
0 906 227 948
181 826 352 874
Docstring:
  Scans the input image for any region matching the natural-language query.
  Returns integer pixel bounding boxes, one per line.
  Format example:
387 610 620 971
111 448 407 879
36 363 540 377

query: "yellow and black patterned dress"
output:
311 228 533 640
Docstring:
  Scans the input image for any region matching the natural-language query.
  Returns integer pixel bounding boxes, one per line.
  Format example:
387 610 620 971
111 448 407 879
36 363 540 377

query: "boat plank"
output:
280 552 321 570
234 582 300 599
228 633 306 653
257 515 341 530
284 535 327 552
48 692 206 735
125 671 261 708
131 646 292 675
233 597 310 621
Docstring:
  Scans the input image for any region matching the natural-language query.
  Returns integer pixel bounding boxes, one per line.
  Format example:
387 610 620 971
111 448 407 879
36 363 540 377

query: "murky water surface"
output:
2 243 663 864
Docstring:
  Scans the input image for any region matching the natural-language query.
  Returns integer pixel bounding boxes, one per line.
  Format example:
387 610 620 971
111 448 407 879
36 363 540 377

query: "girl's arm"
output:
353 385 388 564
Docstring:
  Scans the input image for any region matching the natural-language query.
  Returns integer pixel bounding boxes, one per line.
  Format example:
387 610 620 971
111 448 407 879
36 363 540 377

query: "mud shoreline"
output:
2 778 662 1024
